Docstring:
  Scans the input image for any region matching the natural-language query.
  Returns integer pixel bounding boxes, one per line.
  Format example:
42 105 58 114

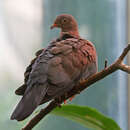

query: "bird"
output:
11 14 97 121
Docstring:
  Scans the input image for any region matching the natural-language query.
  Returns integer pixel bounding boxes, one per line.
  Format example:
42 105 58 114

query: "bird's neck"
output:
60 30 80 39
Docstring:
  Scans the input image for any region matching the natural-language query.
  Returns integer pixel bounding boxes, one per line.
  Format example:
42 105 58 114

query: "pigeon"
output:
11 14 97 121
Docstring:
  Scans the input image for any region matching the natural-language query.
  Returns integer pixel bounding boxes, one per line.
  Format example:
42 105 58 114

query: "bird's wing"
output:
41 38 97 103
79 39 97 79
15 49 44 95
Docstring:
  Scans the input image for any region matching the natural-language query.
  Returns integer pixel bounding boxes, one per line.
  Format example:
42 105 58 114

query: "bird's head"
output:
50 14 79 37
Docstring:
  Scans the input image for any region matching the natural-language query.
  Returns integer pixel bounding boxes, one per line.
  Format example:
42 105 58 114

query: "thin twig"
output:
22 44 130 130
104 59 108 68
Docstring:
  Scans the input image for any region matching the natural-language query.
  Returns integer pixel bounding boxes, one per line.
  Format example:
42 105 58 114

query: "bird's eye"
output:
62 18 67 23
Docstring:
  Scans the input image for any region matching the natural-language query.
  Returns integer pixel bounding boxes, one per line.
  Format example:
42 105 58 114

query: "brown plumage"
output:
11 14 97 121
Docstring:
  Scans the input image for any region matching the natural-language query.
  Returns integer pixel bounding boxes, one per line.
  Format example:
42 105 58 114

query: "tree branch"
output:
117 63 130 73
22 44 130 130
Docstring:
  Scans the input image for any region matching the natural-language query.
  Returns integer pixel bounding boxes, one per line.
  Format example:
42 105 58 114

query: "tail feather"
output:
11 85 47 121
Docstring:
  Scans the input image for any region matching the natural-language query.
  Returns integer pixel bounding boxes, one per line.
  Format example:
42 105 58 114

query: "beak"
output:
50 24 57 29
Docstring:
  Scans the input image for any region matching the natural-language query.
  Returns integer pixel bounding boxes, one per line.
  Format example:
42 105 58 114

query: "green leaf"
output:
51 104 121 130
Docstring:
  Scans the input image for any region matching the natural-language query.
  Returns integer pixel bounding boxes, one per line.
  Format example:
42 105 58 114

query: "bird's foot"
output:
63 93 68 104
64 95 75 104
64 100 67 104
69 95 75 101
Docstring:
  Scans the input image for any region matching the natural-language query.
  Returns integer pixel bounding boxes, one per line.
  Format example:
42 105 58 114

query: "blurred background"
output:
0 0 129 130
